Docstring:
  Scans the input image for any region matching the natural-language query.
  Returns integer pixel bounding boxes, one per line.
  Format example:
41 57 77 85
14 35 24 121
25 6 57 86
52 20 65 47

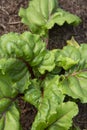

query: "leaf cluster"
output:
0 0 85 130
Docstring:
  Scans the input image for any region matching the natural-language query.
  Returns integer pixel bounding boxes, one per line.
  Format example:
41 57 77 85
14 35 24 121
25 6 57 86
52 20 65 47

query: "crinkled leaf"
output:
0 58 31 93
24 79 42 108
38 51 55 74
32 101 78 130
54 46 80 70
59 45 81 61
46 8 81 29
46 102 78 130
60 44 87 103
0 32 57 75
0 72 17 98
19 0 81 36
31 76 66 130
0 72 17 114
56 56 78 70
0 103 22 130
0 32 46 66
21 32 46 66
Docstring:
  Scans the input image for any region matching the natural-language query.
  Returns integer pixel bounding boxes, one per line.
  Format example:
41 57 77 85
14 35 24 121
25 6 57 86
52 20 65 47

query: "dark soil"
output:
49 0 87 49
0 0 87 130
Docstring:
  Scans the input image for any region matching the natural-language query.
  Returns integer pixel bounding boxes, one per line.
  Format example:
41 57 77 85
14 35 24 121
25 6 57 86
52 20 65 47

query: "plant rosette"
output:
0 0 86 130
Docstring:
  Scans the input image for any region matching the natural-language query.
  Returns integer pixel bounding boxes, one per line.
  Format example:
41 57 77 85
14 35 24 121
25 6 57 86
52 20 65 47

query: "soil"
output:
0 0 87 130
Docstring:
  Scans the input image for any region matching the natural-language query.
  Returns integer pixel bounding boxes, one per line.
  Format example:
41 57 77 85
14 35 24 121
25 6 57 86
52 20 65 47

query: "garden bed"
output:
0 0 87 130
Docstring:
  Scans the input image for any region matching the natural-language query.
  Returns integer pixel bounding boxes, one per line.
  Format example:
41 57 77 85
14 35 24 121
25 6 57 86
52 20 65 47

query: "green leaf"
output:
0 72 22 129
79 44 87 65
59 44 87 103
38 51 55 74
31 76 78 130
54 46 80 70
0 58 31 93
0 72 17 98
61 75 87 103
19 0 81 36
24 79 42 108
31 76 71 130
0 103 22 130
21 32 46 66
46 8 81 29
50 66 62 75
47 102 78 130
67 37 80 48
0 72 17 114
0 98 11 114
56 56 78 70
32 101 78 130
0 116 4 130
0 32 46 66
0 32 58 75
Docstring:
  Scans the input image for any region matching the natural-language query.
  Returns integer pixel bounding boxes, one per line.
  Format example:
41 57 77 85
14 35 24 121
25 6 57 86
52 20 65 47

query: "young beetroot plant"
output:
0 0 86 130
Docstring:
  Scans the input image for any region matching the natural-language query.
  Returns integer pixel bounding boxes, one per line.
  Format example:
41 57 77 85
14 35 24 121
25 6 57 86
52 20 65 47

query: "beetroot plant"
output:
0 0 86 130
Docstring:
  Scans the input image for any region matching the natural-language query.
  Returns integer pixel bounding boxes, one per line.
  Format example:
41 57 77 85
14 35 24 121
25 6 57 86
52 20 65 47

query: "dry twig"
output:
0 6 9 15
8 21 21 25
0 23 6 29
